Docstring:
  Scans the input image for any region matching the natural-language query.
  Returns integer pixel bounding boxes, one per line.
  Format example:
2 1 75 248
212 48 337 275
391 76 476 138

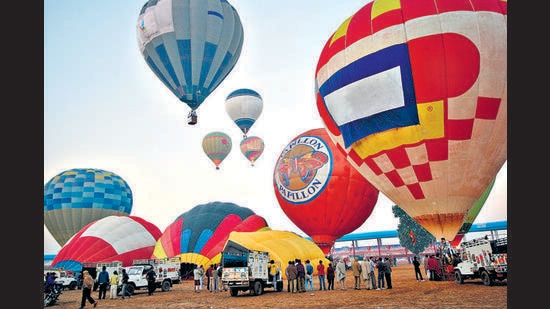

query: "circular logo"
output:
274 135 332 204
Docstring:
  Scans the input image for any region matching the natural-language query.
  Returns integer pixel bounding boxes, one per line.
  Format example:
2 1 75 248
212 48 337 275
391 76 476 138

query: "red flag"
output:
409 230 416 244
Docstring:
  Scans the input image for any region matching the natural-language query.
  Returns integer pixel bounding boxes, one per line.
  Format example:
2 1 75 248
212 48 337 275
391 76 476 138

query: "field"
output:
44 263 508 308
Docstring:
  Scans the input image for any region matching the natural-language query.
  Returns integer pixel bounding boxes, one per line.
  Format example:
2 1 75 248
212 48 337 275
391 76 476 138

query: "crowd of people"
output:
194 264 227 293
281 256 397 293
48 248 463 308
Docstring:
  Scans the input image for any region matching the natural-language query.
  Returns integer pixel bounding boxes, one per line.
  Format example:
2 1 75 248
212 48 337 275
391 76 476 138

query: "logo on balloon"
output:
274 136 331 204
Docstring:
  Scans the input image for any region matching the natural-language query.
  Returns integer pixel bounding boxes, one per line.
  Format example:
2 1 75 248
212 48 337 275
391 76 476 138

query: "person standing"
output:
326 262 335 290
335 259 347 290
316 260 327 291
295 259 306 293
268 260 278 284
211 264 219 293
428 255 441 281
423 254 430 279
351 257 362 290
146 267 157 296
359 257 371 290
121 268 131 299
97 265 109 300
304 260 314 292
368 257 377 290
206 264 213 291
198 265 205 291
193 266 202 293
376 258 385 290
285 260 298 293
109 270 119 299
384 257 393 289
413 256 425 282
79 270 97 309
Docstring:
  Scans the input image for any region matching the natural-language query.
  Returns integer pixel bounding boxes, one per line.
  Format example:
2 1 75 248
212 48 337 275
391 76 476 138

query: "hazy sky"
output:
44 0 507 255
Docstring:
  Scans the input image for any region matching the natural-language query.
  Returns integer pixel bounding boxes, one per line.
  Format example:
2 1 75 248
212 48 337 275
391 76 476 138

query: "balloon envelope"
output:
449 178 496 247
273 128 379 254
202 131 232 169
240 136 264 166
51 215 161 271
151 201 269 268
225 230 331 279
44 168 133 246
315 0 507 240
225 88 263 136
137 0 244 114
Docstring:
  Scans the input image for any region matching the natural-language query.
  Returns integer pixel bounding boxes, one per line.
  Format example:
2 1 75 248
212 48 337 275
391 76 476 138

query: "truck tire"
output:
481 270 493 286
68 281 77 290
126 284 135 295
454 270 464 284
230 287 239 297
253 281 263 296
161 280 171 292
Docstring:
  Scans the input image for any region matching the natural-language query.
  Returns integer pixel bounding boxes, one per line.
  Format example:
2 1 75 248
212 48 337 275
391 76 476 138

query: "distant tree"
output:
392 205 435 255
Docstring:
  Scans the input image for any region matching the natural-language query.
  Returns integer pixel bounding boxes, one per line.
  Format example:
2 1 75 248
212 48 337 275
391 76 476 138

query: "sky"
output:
44 0 507 255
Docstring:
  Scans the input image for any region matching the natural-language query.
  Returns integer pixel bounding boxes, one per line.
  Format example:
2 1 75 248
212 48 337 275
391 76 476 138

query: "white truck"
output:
121 257 181 295
221 240 283 296
453 236 507 286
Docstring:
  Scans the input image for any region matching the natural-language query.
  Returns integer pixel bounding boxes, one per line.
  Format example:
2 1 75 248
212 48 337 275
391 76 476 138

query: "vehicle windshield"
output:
128 267 142 275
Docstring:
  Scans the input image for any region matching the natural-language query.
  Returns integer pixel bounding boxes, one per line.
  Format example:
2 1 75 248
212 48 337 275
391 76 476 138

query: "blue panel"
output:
318 44 419 147
226 88 261 100
180 229 192 253
194 229 214 253
155 44 181 95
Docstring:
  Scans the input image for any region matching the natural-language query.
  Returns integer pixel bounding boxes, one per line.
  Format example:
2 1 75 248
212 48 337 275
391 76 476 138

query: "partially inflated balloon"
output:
137 0 244 123
273 128 379 255
240 136 264 166
202 131 232 170
151 201 269 268
315 0 507 240
225 88 263 138
44 168 133 246
51 215 161 271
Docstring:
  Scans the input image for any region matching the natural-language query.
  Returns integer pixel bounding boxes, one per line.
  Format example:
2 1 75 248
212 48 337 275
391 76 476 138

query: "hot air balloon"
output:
44 168 133 247
240 136 264 167
51 215 161 272
315 0 507 240
449 178 496 247
273 128 379 255
225 88 263 138
136 0 244 125
226 230 331 279
202 131 232 170
151 201 269 269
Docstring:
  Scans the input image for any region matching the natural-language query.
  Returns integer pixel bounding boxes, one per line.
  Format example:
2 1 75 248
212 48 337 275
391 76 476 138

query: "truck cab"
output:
454 236 507 286
120 257 181 295
221 240 283 296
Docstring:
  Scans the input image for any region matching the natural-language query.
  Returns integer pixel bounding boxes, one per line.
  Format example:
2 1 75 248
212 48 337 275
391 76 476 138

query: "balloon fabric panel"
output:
152 202 268 266
314 0 507 239
202 131 232 169
225 88 264 135
137 0 244 111
273 128 379 254
51 216 161 268
44 168 133 246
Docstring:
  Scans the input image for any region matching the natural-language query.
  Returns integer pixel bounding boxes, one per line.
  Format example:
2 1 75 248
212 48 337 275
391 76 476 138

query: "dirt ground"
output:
44 263 508 309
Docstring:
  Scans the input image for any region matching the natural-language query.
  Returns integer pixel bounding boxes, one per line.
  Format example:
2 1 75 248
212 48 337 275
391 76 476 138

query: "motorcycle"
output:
44 282 62 307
